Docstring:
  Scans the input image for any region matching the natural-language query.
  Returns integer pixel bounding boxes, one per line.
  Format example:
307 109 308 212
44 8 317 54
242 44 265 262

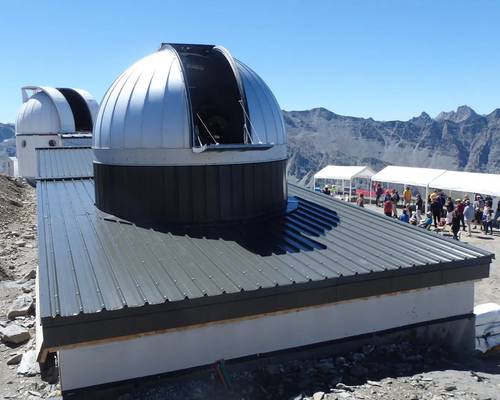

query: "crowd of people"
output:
372 183 500 240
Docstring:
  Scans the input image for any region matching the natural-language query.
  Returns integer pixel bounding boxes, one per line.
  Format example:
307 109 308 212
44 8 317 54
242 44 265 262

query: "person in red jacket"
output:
455 198 466 231
384 199 393 217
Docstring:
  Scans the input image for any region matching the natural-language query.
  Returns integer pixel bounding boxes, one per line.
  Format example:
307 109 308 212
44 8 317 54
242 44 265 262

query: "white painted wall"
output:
0 156 13 176
16 135 61 179
59 282 474 391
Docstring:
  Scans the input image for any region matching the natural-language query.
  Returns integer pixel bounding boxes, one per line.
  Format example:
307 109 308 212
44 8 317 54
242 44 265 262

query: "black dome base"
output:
94 159 287 226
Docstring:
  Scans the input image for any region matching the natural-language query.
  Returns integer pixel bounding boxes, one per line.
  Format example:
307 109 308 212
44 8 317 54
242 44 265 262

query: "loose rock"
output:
7 294 34 319
312 391 325 400
21 269 36 282
0 323 31 344
7 353 23 365
15 239 26 247
17 349 39 376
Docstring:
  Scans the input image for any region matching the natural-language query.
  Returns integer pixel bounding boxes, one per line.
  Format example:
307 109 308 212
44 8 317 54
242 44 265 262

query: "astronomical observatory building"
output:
34 44 493 394
15 86 98 180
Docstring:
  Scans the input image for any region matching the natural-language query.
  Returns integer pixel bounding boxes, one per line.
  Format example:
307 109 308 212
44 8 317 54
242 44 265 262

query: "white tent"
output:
429 170 500 197
371 166 447 211
313 165 375 201
371 166 446 187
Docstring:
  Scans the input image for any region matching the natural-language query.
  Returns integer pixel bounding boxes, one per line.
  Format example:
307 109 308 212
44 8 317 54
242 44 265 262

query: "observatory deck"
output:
34 147 495 391
35 150 492 348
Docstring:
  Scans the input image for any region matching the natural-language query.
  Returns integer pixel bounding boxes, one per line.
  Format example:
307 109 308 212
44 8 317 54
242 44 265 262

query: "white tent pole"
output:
425 185 429 213
342 179 344 200
369 178 372 205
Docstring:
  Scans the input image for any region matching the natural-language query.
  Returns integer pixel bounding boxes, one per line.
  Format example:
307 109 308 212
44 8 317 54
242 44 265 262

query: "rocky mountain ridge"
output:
2 104 500 185
0 123 16 157
285 106 500 185
0 123 14 142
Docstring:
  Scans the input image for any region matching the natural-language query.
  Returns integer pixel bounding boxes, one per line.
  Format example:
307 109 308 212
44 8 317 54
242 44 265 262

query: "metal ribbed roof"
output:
60 134 93 148
36 147 93 180
37 179 492 321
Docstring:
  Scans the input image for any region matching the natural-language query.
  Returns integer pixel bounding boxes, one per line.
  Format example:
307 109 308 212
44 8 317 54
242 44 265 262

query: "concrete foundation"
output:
59 281 474 392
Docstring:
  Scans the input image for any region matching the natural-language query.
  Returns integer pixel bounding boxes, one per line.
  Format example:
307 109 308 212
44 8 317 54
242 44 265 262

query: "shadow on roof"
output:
105 196 340 256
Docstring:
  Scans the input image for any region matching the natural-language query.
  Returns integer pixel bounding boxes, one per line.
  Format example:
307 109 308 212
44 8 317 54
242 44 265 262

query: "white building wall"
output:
58 281 474 391
0 157 13 176
16 135 61 179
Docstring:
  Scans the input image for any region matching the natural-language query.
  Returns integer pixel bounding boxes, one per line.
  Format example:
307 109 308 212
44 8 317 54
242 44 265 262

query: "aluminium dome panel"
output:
16 91 62 135
93 46 287 159
73 89 99 126
235 60 287 146
93 49 190 150
16 86 77 135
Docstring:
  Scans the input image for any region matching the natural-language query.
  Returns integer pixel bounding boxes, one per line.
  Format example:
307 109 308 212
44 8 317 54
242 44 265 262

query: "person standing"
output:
473 195 484 230
403 186 412 208
493 200 500 229
375 183 384 207
322 185 331 196
415 194 424 222
384 198 393 217
356 193 365 208
430 196 442 228
483 205 493 235
463 200 474 236
439 191 447 218
391 189 400 218
455 198 466 231
451 210 461 240
445 197 454 225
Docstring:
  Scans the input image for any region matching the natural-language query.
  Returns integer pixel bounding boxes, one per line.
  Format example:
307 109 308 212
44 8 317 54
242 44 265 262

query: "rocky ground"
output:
106 342 500 400
0 177 499 400
0 176 60 399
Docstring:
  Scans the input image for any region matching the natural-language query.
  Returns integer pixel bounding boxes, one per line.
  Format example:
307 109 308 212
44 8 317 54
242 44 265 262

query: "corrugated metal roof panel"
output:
61 135 93 148
36 147 93 180
37 179 493 323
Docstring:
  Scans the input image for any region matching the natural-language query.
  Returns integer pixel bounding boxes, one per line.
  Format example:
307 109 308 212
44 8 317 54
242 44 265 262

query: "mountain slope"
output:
0 123 14 142
285 106 500 184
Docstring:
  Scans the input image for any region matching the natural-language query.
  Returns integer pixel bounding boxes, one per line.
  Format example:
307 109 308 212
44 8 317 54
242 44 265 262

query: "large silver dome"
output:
93 44 287 166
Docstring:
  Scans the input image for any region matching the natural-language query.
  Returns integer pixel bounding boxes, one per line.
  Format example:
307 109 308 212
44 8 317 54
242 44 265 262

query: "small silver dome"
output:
93 44 287 166
16 91 62 135
16 86 99 136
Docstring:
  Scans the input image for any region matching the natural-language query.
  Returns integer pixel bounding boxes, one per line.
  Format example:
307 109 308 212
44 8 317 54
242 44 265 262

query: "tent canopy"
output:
430 170 500 197
371 166 446 187
314 165 375 181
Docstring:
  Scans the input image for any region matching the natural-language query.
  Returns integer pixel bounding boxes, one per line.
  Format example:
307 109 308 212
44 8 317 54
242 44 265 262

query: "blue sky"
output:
1 0 499 122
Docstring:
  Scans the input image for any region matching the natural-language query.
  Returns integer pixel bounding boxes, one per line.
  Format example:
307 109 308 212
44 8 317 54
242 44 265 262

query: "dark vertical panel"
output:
218 165 232 220
231 164 244 214
253 163 265 214
149 167 164 220
242 164 255 215
163 167 178 222
177 166 192 223
191 166 206 222
94 159 287 225
205 166 219 221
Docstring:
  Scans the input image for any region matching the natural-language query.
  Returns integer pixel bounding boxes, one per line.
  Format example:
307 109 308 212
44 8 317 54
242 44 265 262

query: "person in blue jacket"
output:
399 209 410 223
